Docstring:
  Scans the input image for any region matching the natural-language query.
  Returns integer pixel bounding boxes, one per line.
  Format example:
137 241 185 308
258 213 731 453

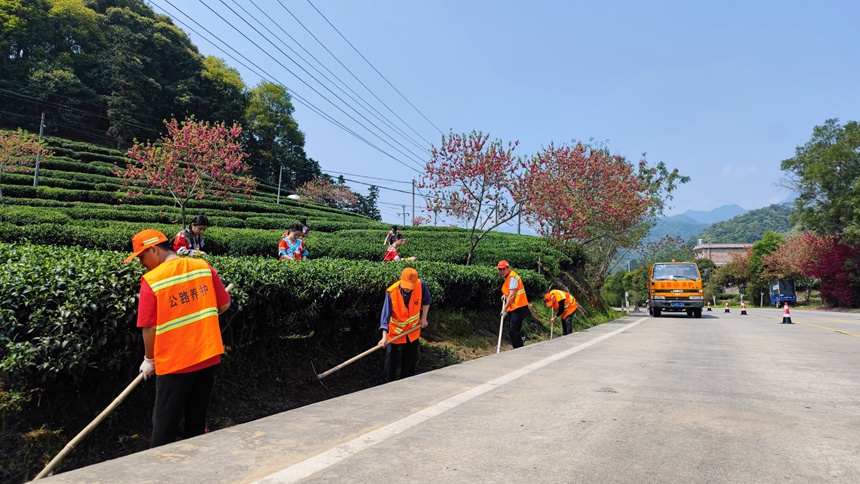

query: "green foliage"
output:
599 271 624 307
0 243 546 393
0 243 142 388
781 119 860 242
244 81 318 187
698 204 793 243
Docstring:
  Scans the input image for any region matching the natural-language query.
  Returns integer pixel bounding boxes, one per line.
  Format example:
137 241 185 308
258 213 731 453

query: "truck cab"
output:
647 262 705 318
769 279 797 307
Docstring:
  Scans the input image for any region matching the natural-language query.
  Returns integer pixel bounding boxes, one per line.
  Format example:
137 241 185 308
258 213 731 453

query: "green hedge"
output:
0 184 373 222
44 136 125 158
0 219 576 272
0 206 380 235
0 243 547 391
38 156 117 176
2 172 123 192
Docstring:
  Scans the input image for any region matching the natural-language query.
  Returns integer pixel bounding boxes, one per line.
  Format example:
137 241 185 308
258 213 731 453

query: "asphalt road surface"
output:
47 307 860 483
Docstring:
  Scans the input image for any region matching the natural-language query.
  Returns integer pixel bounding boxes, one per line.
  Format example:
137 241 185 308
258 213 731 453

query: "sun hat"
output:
124 229 168 264
400 267 418 290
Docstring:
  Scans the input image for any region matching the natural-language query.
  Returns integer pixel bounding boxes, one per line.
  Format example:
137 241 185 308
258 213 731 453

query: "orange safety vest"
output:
386 280 423 344
549 289 577 319
502 269 529 311
143 258 224 375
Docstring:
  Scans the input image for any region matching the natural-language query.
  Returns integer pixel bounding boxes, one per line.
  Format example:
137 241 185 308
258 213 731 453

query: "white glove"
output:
139 357 155 380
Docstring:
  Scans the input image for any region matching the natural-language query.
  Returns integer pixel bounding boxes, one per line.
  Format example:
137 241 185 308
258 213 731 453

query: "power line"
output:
276 0 436 148
306 0 444 136
0 108 123 145
224 0 429 162
0 89 161 135
244 0 431 156
207 0 427 168
321 170 411 184
0 86 167 128
152 0 423 175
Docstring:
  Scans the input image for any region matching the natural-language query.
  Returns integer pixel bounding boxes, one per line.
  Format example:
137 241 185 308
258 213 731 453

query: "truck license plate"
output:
671 302 685 307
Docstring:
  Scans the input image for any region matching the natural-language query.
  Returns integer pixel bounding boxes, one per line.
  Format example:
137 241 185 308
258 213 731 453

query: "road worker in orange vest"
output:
377 267 431 381
498 260 530 349
125 229 231 448
544 290 578 336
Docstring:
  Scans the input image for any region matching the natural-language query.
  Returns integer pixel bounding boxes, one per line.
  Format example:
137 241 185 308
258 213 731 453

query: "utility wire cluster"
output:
6 1 447 222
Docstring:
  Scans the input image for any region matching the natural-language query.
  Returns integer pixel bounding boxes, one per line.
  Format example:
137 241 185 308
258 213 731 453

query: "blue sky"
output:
150 0 860 226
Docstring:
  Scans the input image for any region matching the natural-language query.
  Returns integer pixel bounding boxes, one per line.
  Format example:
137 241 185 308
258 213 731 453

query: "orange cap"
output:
400 267 418 290
544 293 555 306
497 260 510 269
124 229 168 263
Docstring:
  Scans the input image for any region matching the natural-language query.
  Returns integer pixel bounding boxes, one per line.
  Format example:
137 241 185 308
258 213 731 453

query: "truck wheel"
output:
686 309 693 317
653 308 661 317
694 309 702 318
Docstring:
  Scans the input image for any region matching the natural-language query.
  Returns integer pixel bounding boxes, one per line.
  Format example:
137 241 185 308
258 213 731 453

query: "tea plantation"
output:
0 135 602 480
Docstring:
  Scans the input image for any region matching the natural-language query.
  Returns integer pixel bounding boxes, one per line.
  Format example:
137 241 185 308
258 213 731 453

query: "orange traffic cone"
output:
781 302 793 324
707 301 712 311
724 302 730 313
740 301 747 315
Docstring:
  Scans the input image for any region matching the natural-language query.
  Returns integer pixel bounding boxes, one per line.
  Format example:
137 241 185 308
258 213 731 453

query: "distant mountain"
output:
779 192 799 205
645 216 710 244
677 204 748 224
697 204 793 243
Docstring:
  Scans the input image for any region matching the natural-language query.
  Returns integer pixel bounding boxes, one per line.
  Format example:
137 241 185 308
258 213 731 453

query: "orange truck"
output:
647 261 704 318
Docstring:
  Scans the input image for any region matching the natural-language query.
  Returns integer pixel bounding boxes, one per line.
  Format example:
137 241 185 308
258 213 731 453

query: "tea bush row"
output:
0 243 547 392
0 218 574 273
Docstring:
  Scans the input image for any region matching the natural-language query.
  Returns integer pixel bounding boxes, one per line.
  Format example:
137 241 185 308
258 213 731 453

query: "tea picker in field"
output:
383 234 417 262
498 260 530 349
173 214 209 257
384 225 399 245
378 267 431 381
125 229 231 448
299 218 309 238
544 290 578 336
278 223 308 261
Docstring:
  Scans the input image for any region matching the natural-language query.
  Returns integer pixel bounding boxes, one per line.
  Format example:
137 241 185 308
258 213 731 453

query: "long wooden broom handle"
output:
35 282 237 480
316 324 423 380
34 373 145 480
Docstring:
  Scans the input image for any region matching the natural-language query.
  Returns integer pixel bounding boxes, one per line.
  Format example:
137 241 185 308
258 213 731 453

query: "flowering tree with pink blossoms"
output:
115 118 256 226
0 129 53 204
419 131 523 265
296 178 357 209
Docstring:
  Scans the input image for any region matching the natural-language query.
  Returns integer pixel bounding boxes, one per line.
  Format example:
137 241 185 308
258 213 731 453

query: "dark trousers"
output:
384 338 420 381
151 365 216 448
562 314 574 335
508 306 530 349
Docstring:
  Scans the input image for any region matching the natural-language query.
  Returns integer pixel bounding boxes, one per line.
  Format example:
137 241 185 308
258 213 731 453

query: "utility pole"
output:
411 179 415 227
517 211 521 235
276 165 283 204
400 205 409 226
33 112 45 188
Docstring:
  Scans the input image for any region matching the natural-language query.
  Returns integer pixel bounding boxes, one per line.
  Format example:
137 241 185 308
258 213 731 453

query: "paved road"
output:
46 307 860 483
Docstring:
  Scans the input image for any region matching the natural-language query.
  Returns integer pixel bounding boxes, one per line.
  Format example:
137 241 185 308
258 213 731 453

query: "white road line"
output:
253 317 648 483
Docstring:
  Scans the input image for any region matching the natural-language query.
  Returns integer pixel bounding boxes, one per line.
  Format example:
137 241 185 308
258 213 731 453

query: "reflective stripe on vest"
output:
386 280 423 344
502 270 528 311
551 289 577 319
143 258 223 375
